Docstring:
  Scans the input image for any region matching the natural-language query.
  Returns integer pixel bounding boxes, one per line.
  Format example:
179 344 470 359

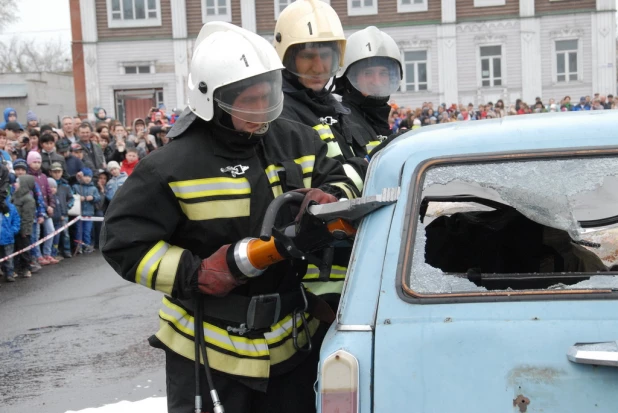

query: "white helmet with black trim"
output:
336 26 402 98
188 21 285 123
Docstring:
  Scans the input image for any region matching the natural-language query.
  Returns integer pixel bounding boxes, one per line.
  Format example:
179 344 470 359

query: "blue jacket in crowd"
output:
54 178 74 217
72 181 100 216
0 202 21 246
105 172 128 201
0 107 22 130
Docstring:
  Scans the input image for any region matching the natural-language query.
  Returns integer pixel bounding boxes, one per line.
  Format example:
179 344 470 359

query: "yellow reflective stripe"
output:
313 124 335 141
270 317 320 365
179 198 250 221
271 185 284 198
303 177 312 188
343 164 364 193
156 321 270 378
265 156 316 185
135 241 169 289
160 298 269 357
304 281 344 296
169 178 250 200
155 246 184 294
303 264 347 280
265 164 285 184
325 141 343 158
331 182 356 200
366 140 381 152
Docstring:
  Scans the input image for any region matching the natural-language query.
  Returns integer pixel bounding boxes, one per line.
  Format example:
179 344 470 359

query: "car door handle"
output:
567 341 618 367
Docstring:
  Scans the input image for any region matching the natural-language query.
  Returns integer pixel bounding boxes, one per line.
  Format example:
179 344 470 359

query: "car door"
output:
373 150 618 413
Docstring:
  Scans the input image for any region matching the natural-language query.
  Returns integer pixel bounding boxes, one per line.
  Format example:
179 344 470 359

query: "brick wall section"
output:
187 0 242 37
69 0 87 118
456 0 519 20
535 0 597 15
95 0 173 40
257 0 442 35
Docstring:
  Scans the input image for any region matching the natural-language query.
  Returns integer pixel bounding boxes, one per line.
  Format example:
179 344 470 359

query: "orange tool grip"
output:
326 219 357 238
246 238 285 270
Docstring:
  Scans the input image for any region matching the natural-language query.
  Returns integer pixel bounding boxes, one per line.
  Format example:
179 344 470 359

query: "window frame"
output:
397 148 618 304
473 0 506 7
274 0 294 20
477 44 504 88
347 0 378 16
202 0 232 23
106 0 162 29
397 0 428 13
401 49 430 93
119 61 156 75
552 38 581 84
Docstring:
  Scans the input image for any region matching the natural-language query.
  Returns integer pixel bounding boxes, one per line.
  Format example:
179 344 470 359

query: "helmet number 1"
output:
366 42 372 52
307 21 313 36
240 54 249 67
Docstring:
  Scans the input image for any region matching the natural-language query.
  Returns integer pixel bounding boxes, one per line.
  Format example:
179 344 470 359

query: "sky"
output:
0 0 71 47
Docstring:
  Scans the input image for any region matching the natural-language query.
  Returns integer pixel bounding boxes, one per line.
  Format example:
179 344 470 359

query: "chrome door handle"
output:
567 341 618 367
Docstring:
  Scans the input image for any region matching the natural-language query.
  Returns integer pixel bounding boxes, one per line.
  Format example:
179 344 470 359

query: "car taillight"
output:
320 350 359 413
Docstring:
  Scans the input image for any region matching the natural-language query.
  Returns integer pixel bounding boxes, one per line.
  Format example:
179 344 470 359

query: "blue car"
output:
317 110 618 413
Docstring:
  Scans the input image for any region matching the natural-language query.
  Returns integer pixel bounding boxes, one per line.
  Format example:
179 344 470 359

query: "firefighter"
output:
334 26 402 155
101 22 357 413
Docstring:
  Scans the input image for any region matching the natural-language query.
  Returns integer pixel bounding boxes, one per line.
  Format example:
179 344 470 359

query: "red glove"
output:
197 245 246 297
292 188 338 222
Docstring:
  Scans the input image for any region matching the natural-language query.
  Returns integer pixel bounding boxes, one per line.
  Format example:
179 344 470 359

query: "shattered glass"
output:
409 157 618 294
422 158 618 240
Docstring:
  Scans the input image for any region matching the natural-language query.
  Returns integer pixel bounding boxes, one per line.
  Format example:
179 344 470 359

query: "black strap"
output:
279 161 304 191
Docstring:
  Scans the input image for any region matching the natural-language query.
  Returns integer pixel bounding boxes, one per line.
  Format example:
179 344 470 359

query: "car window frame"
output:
396 146 618 304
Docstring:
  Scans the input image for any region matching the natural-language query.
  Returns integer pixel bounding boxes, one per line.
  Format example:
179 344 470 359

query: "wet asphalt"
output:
0 252 166 413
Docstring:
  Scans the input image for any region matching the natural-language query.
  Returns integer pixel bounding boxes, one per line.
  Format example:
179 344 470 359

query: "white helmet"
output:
337 26 402 97
188 22 285 123
273 0 346 84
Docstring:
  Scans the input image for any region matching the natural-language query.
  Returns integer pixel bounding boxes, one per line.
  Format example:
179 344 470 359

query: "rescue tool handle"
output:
259 192 306 241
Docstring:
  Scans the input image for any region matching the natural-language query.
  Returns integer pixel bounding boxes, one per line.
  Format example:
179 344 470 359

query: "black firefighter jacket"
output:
101 111 358 382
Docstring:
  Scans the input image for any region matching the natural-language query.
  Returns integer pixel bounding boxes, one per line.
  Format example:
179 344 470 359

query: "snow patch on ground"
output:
65 397 167 413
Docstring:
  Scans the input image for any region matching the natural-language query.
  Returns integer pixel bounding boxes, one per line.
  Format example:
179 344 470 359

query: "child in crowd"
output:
120 148 139 176
49 162 74 258
105 161 127 201
72 168 100 254
12 175 36 279
0 198 21 282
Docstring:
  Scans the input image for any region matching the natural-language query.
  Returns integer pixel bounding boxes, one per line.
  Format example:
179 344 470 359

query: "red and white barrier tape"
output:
0 215 104 264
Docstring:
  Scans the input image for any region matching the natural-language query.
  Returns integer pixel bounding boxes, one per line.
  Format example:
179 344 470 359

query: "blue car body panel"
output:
318 111 618 413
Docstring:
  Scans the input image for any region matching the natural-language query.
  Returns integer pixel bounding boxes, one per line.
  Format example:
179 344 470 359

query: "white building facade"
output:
71 0 616 124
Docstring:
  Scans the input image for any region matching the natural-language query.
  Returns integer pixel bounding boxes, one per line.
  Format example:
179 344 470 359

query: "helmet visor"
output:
214 70 284 124
346 57 401 98
284 42 341 89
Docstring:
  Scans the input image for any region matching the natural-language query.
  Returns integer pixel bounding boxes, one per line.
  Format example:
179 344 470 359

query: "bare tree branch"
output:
0 0 19 33
0 36 72 73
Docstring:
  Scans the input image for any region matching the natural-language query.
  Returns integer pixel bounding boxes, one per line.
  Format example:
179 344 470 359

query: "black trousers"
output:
164 328 326 413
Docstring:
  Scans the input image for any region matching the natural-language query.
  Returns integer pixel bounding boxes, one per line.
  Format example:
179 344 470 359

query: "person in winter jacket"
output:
12 174 36 279
105 161 127 201
63 143 86 182
120 148 138 176
27 151 58 265
72 167 100 253
26 110 38 131
76 122 105 171
94 107 113 123
49 162 74 258
0 107 22 130
40 133 69 180
0 200 21 282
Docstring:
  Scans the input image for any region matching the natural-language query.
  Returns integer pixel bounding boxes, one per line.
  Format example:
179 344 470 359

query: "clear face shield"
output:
214 70 284 124
346 57 401 98
283 42 342 90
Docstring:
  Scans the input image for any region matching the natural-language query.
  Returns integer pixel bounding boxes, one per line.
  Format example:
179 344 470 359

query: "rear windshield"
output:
409 156 618 294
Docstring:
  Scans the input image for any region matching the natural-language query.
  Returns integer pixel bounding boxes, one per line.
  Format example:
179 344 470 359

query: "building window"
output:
348 0 378 16
480 45 502 87
202 0 232 23
555 39 578 83
404 50 428 92
275 0 294 19
107 0 162 28
398 0 427 13
121 62 155 74
474 0 506 6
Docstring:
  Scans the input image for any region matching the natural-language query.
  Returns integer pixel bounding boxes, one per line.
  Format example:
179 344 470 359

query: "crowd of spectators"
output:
0 105 173 284
388 93 616 133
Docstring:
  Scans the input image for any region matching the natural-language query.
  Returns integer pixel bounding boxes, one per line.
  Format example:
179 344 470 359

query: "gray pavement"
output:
0 252 166 413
